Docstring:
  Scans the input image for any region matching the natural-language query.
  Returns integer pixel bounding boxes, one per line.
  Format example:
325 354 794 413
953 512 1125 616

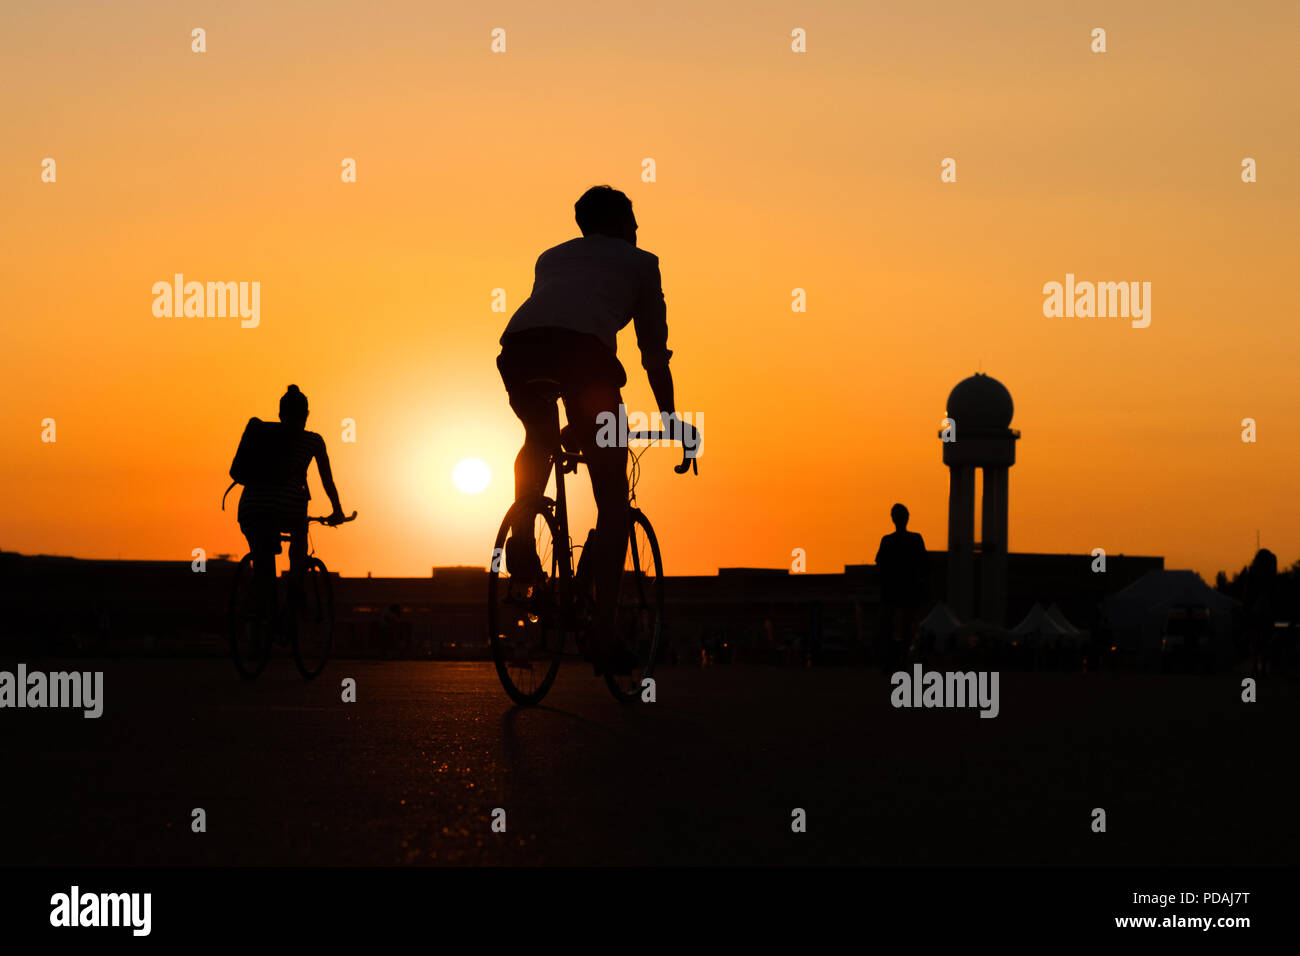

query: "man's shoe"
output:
505 537 544 585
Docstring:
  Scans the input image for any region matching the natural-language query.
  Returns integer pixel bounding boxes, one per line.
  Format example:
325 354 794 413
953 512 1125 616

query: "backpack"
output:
222 418 284 510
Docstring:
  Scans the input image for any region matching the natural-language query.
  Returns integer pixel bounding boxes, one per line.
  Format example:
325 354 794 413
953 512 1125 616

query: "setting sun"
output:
453 458 492 495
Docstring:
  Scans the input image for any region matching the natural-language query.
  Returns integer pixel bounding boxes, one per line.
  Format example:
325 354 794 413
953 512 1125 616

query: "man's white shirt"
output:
502 235 672 370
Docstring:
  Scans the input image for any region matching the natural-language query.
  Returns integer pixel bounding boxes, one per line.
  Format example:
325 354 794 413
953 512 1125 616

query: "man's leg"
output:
242 521 279 624
568 382 630 668
901 605 919 664
877 605 897 674
506 389 558 578
498 342 561 578
286 516 308 612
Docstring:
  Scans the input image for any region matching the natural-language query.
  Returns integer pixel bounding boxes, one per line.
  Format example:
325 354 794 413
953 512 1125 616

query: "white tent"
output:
954 618 1011 643
1011 602 1048 637
919 603 961 636
1044 603 1083 636
1009 602 1083 645
1103 570 1235 661
918 603 962 651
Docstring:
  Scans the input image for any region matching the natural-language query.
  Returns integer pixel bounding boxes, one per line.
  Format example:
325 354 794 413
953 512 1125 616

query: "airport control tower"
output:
941 373 1020 625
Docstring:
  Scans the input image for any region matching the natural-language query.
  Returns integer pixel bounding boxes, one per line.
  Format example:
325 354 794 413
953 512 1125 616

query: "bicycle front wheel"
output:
606 510 665 702
229 555 272 680
488 499 566 706
291 558 334 680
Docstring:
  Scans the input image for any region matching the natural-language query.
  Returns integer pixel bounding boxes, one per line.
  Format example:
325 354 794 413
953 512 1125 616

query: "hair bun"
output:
286 384 300 393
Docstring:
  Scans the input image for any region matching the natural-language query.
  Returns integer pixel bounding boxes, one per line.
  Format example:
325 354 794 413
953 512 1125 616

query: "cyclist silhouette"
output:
497 186 695 676
231 385 347 620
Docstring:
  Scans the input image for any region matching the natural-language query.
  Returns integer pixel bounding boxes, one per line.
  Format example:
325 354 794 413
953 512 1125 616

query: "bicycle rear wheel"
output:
229 554 272 680
292 558 334 680
488 499 566 706
606 510 665 702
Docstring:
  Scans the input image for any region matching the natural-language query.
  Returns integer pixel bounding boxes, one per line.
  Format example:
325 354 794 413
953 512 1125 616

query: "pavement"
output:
3 659 1295 865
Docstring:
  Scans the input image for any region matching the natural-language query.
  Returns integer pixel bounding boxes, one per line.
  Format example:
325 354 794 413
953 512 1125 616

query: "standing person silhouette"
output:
233 385 347 622
875 503 929 673
496 186 695 676
1245 548 1278 679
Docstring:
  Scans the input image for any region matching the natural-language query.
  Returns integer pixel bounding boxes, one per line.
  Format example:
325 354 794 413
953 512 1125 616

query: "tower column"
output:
942 372 1019 627
980 465 1009 625
947 464 976 619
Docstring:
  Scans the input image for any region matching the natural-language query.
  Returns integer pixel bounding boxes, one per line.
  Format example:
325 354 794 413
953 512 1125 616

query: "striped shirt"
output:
237 429 326 523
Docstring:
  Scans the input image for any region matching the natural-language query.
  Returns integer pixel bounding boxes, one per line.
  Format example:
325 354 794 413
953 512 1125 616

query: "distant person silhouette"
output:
875 503 929 672
497 185 696 677
1245 548 1277 679
230 385 346 620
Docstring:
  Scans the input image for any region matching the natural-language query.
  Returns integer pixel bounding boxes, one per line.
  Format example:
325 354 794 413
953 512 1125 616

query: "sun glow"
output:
453 458 491 495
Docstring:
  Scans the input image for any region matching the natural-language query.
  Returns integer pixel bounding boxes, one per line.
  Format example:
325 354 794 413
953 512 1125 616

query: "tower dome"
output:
940 372 1019 627
946 373 1014 433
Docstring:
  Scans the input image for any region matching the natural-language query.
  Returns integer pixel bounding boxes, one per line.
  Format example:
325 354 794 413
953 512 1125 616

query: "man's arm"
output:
648 364 697 453
647 365 675 422
632 254 696 450
632 254 673 380
313 436 344 518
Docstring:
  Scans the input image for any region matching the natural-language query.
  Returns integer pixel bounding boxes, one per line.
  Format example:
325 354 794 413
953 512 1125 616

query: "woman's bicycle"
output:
228 512 357 680
488 400 697 705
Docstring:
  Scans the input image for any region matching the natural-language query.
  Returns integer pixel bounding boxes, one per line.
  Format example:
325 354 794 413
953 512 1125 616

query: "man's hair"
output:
575 185 633 236
280 384 308 424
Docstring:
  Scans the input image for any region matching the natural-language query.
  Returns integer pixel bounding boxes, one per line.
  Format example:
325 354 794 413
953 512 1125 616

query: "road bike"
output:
228 512 356 680
488 392 697 705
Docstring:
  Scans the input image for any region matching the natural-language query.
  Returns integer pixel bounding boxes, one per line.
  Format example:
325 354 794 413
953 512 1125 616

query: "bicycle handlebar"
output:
626 432 699 476
309 511 358 526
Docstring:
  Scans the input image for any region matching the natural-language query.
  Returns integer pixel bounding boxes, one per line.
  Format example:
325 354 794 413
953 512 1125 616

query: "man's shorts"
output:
497 326 629 495
498 328 629 448
239 512 308 557
498 326 627 389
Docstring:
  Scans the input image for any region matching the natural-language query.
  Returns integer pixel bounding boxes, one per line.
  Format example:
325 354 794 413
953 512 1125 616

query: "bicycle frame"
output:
262 513 355 580
544 444 586 616
489 414 690 703
541 429 688 616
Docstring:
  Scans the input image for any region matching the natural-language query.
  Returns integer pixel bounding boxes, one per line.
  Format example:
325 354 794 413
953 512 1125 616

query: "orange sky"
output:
2 1 1297 580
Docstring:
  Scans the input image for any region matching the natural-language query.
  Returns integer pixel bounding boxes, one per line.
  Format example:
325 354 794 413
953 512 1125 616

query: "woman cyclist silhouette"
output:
234 385 347 620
